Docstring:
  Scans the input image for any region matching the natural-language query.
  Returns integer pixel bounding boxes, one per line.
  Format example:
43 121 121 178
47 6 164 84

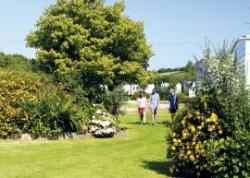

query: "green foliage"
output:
156 61 196 87
157 72 194 88
154 86 189 102
209 130 250 178
169 98 224 177
197 44 250 177
177 92 190 103
169 43 250 177
155 86 170 100
198 44 250 134
26 0 153 101
0 52 33 71
157 67 185 73
20 90 88 138
0 69 90 139
185 60 196 76
103 86 128 116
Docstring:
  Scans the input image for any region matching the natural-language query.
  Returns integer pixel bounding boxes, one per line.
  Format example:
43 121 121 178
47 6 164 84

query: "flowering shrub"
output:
0 69 90 139
169 44 250 178
0 70 40 138
88 104 118 137
170 107 225 177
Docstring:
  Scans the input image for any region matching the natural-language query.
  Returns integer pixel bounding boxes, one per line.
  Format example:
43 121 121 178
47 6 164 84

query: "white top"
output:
137 97 147 108
149 93 160 108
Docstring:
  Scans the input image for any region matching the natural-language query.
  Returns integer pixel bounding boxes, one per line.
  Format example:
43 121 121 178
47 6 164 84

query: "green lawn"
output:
122 100 168 106
0 110 172 178
121 102 137 109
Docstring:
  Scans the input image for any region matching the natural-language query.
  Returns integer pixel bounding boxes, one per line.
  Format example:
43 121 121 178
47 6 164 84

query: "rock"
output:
71 132 78 139
92 127 116 138
99 120 111 128
21 133 32 141
90 120 111 128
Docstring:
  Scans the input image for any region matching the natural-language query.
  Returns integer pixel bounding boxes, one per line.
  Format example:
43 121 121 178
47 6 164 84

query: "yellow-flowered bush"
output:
169 44 250 178
0 69 89 139
169 107 225 177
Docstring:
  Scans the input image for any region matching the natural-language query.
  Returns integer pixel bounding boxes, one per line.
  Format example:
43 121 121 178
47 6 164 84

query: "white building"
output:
175 83 182 94
235 35 250 86
182 80 196 97
123 84 140 95
123 84 156 95
160 82 169 88
144 84 155 94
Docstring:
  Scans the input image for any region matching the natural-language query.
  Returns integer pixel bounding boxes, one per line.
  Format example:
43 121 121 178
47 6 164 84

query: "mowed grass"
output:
0 109 172 178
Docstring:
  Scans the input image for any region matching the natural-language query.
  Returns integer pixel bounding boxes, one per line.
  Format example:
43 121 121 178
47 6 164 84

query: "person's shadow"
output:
142 160 172 177
162 120 172 128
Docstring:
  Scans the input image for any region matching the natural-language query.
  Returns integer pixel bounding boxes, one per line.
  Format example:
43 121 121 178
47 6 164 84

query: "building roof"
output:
238 35 250 41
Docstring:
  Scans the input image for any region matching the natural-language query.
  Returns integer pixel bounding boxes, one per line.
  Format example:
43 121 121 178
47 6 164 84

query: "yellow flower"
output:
172 132 176 137
179 153 184 159
196 111 201 119
218 129 223 134
190 125 196 132
171 146 176 151
208 124 216 132
182 129 189 139
188 112 193 118
206 118 211 123
181 119 186 126
213 141 219 148
210 113 218 122
189 154 196 162
219 138 225 144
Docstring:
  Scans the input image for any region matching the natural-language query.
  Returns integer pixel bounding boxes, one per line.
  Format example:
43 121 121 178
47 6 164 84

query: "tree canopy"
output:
26 0 153 100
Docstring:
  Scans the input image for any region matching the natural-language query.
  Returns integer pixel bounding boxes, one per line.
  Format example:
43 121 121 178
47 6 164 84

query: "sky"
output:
0 0 250 70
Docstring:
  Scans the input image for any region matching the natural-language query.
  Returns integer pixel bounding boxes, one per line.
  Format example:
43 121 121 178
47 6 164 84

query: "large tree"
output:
26 0 153 100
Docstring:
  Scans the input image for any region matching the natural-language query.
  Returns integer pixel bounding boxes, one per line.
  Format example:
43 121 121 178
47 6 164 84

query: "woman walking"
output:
137 93 147 125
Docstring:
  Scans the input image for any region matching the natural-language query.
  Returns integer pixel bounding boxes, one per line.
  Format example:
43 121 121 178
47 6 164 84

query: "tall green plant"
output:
26 0 153 102
195 43 250 177
20 90 88 138
169 42 250 178
103 86 128 116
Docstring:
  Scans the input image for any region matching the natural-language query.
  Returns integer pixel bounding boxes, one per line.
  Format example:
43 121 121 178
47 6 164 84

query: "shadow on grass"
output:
129 121 171 126
162 120 172 128
142 160 172 177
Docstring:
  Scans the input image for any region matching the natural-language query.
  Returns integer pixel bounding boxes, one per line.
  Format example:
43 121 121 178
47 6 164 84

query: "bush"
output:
103 86 128 116
0 69 90 139
169 43 250 177
155 86 170 100
208 129 250 178
177 92 190 103
0 52 35 72
169 98 225 177
20 90 88 138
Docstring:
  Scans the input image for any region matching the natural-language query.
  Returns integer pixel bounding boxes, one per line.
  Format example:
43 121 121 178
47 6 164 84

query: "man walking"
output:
149 89 160 125
169 89 179 119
